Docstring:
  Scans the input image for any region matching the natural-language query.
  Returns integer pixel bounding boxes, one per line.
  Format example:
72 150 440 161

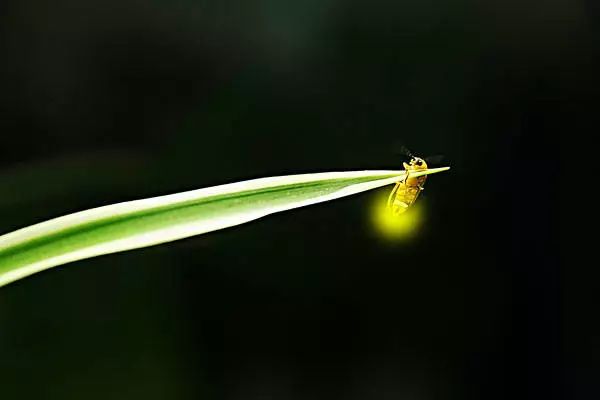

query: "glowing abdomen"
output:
391 176 426 214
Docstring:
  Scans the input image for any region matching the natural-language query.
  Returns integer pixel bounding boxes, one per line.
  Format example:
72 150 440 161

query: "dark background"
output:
0 0 583 399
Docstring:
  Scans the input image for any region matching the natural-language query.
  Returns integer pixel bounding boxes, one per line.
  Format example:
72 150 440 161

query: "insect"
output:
387 149 431 215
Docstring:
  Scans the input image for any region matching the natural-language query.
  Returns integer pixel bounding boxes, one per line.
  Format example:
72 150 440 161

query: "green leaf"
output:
0 167 449 287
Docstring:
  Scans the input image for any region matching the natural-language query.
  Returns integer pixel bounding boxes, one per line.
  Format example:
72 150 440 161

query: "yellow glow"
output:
370 190 425 241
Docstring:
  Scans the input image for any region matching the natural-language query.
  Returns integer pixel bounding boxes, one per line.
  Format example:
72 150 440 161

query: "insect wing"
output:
424 154 445 165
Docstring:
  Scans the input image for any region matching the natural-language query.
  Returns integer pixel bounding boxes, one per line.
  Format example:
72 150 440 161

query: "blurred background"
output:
0 0 582 398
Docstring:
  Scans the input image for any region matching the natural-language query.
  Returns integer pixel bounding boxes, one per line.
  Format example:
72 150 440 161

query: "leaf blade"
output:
0 167 449 287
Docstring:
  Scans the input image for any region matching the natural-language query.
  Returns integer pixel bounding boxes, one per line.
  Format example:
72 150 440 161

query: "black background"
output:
0 1 583 399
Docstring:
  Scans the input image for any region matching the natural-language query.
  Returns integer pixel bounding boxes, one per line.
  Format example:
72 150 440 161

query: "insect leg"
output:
401 170 411 196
